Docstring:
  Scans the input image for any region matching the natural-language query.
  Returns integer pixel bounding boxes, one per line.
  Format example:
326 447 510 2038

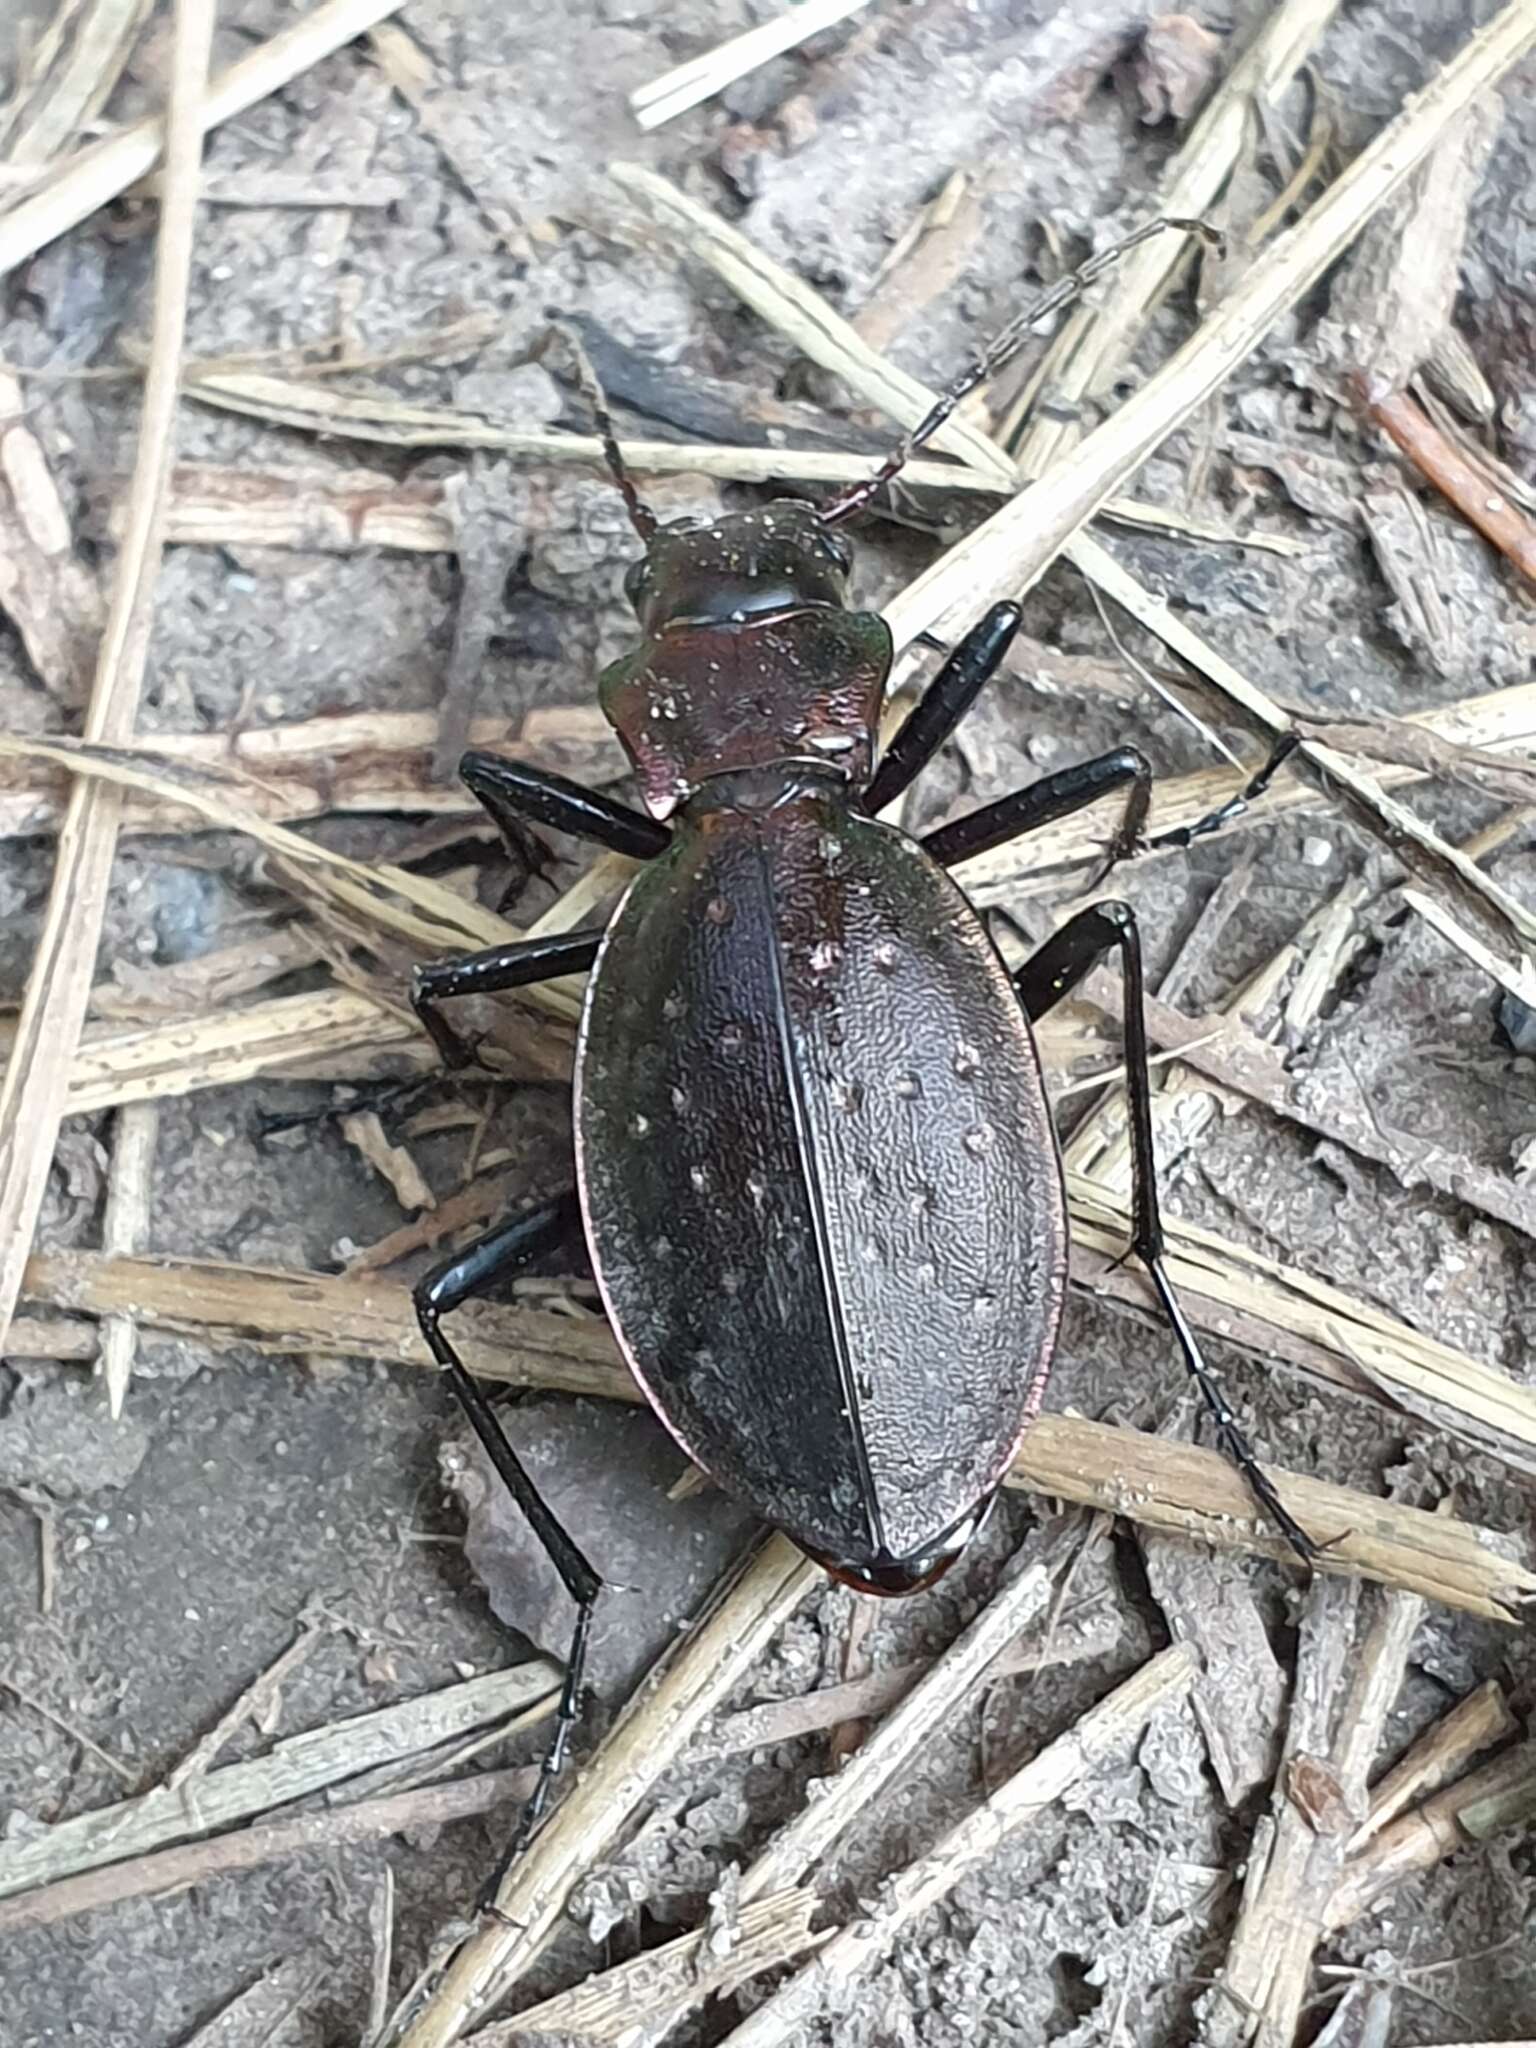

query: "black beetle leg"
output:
461 750 670 861
1012 901 1316 1566
922 747 1152 883
1148 731 1303 851
413 1190 604 1889
862 601 1023 815
413 926 605 1069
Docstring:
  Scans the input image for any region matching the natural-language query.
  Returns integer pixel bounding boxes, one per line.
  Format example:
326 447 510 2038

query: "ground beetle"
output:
408 220 1309 1858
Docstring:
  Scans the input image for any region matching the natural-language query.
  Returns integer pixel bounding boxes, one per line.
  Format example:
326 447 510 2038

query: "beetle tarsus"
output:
1011 897 1314 1567
1150 731 1303 852
413 1194 604 1867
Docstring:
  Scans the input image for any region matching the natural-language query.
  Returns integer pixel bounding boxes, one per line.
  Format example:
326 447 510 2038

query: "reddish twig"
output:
1359 380 1536 583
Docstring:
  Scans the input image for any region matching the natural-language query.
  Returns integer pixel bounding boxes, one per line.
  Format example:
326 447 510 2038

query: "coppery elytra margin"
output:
409 216 1309 1884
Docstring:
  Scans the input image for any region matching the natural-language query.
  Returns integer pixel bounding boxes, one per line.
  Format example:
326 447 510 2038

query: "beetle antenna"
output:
563 327 658 543
818 215 1223 528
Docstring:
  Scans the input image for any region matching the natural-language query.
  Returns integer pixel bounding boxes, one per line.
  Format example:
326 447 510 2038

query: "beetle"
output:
407 219 1309 1859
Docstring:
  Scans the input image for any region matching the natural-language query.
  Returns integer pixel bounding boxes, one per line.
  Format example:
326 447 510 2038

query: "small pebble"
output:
1301 835 1332 867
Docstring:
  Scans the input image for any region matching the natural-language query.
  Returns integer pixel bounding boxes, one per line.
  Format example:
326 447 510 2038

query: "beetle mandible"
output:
409 218 1310 1859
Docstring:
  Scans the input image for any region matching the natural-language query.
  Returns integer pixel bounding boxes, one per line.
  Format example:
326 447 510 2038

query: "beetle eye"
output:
623 558 649 608
821 530 853 573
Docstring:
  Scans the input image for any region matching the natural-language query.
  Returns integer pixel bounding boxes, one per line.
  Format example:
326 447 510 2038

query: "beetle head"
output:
622 501 852 637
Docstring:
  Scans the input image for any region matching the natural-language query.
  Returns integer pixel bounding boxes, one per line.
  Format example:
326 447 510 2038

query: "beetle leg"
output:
1148 731 1303 850
862 601 1023 815
413 1191 604 1885
413 926 605 1068
1012 902 1316 1567
922 746 1152 880
462 749 670 861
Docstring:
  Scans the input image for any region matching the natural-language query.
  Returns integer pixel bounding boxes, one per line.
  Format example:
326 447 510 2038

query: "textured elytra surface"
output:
576 783 1066 1572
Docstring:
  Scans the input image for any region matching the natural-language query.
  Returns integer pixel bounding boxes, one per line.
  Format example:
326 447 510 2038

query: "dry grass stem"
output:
1073 538 1536 1006
629 0 872 128
1007 0 1339 475
0 0 213 1362
366 1868 396 2048
130 461 458 552
1066 1175 1536 1475
96 1101 157 1416
695 1608 1124 1761
1008 1418 1531 1622
21 1245 1534 1621
0 0 151 170
0 367 103 703
61 987 424 1115
84 924 322 1021
0 732 586 1029
0 702 622 839
1350 1679 1518 1847
0 0 406 279
144 424 1296 561
1326 1739 1536 1931
609 163 1016 490
0 1763 534 1936
952 679 1536 895
1202 1570 1447 2047
343 1172 518 1274
469 1893 822 2046
181 371 1013 487
739 1557 1054 1905
881 3 1536 652
716 1647 1198 2048
380 1538 818 2048
1200 1577 1365 2048
341 1109 435 1213
167 1618 324 1791
180 1955 325 2048
1326 97 1500 398
0 1662 558 1904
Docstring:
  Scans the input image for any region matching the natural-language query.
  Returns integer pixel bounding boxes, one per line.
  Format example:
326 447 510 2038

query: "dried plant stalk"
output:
0 732 587 1028
381 1538 818 2048
0 702 621 839
97 1101 157 1413
0 0 407 279
64 988 422 1114
717 1647 1198 2048
739 1557 1055 1905
1008 1419 1529 1622
0 1767 537 1936
1010 0 1340 476
0 1664 557 1903
0 0 152 168
1350 1679 1518 1847
468 1893 822 2044
629 0 871 128
0 0 213 1361
950 678 1536 898
0 367 103 704
1326 1739 1536 1930
22 1248 1534 1621
880 3 1536 651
